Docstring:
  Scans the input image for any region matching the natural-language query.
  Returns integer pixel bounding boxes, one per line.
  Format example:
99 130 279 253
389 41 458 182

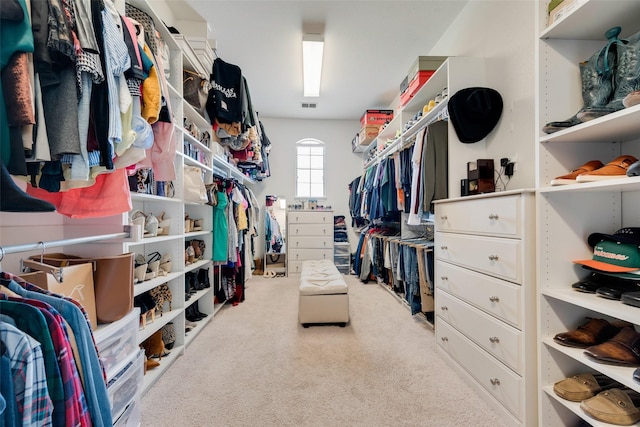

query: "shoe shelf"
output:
536 0 640 425
184 315 213 348
134 271 184 297
539 104 640 145
141 343 184 395
541 385 640 427
542 336 639 392
542 289 640 327
184 258 211 273
138 307 182 343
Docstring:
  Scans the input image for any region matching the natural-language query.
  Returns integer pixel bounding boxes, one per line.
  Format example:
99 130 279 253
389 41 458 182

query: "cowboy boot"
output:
542 28 618 134
579 27 640 120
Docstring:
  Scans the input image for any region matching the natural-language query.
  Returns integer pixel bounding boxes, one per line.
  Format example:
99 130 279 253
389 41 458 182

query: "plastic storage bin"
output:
108 349 144 421
94 308 140 381
113 395 141 427
334 243 350 256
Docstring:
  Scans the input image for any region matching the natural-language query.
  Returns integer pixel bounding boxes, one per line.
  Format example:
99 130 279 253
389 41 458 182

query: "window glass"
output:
295 139 325 198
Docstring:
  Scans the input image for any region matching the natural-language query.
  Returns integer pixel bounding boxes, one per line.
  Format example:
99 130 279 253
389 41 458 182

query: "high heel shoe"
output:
134 254 148 284
145 213 159 237
147 252 163 276
156 211 171 236
159 253 172 274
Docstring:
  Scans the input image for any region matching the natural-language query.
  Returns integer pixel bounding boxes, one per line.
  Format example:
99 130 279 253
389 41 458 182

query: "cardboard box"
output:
406 56 447 83
547 0 563 12
360 109 394 127
358 125 380 146
400 70 436 107
547 0 577 26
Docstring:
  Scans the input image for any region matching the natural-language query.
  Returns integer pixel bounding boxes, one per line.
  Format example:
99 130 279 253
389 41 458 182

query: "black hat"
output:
448 87 503 143
587 227 640 247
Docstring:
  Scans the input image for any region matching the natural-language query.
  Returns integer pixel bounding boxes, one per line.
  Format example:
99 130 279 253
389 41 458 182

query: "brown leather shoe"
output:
580 388 640 425
553 373 620 402
553 318 626 348
584 327 640 366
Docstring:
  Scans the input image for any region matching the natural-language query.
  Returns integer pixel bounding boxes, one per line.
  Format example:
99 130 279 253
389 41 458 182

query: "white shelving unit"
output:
361 56 488 198
536 1 640 425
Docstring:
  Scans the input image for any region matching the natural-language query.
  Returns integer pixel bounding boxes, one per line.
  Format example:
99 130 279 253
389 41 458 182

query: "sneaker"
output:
550 160 604 186
576 155 638 182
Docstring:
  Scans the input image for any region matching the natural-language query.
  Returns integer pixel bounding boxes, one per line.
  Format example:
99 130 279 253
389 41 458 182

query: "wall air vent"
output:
301 102 317 109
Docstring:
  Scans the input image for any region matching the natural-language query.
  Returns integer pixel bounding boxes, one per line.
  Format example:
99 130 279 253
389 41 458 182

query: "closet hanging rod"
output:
0 229 131 256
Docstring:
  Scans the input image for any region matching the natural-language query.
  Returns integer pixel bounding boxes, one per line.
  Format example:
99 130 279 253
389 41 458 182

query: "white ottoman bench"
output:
299 260 349 327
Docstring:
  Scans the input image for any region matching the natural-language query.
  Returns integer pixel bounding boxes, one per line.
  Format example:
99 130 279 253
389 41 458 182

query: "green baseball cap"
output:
574 240 640 273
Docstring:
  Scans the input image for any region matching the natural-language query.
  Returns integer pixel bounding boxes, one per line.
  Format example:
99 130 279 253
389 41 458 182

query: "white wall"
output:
252 1 537 261
429 0 537 191
252 117 361 258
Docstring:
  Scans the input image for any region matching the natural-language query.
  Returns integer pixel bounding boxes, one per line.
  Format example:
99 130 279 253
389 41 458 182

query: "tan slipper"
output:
580 388 640 425
553 373 619 402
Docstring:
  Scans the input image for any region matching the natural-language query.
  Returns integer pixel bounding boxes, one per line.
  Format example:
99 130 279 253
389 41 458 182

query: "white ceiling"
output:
176 1 468 121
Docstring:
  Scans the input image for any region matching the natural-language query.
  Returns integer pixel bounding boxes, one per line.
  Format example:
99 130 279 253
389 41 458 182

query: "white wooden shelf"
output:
536 0 640 424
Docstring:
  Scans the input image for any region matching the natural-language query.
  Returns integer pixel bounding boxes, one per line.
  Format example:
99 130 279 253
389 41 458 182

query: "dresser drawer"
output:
287 211 333 225
436 290 522 372
436 261 521 328
435 195 520 237
288 236 333 249
437 319 522 419
289 248 333 262
288 223 333 237
435 232 521 283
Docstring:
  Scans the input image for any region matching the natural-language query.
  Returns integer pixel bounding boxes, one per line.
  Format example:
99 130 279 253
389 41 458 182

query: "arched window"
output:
295 138 325 198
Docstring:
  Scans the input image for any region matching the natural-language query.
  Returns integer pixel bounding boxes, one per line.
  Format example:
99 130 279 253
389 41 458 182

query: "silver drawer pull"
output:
489 296 500 302
489 336 500 343
488 255 499 261
441 276 448 281
490 378 501 386
440 337 448 342
440 215 448 220
440 246 448 250
296 242 299 247
440 306 448 311
488 214 499 220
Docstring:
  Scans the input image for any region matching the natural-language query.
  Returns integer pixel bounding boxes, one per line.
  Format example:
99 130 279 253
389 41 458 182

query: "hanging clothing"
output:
213 190 229 262
2 273 113 427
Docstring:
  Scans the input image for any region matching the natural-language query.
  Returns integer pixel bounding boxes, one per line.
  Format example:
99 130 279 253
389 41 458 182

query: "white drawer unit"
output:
436 261 522 328
435 194 521 237
434 190 536 426
287 210 334 275
288 236 333 249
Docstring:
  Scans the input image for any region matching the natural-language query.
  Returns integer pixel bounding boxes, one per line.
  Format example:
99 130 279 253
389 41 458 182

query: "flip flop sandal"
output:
553 373 620 402
580 388 640 425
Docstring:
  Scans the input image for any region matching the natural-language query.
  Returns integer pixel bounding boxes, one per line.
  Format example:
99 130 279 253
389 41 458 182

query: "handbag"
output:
27 252 134 324
21 259 99 329
183 69 210 115
183 165 208 204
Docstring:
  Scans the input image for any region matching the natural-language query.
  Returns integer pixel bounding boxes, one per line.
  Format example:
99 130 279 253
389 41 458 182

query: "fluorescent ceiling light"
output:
303 34 324 97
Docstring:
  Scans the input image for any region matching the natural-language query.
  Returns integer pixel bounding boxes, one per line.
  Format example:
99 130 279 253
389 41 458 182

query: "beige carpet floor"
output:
140 274 508 427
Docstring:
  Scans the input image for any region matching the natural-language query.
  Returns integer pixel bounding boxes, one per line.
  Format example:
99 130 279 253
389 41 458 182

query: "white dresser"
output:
287 210 334 275
433 190 536 426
